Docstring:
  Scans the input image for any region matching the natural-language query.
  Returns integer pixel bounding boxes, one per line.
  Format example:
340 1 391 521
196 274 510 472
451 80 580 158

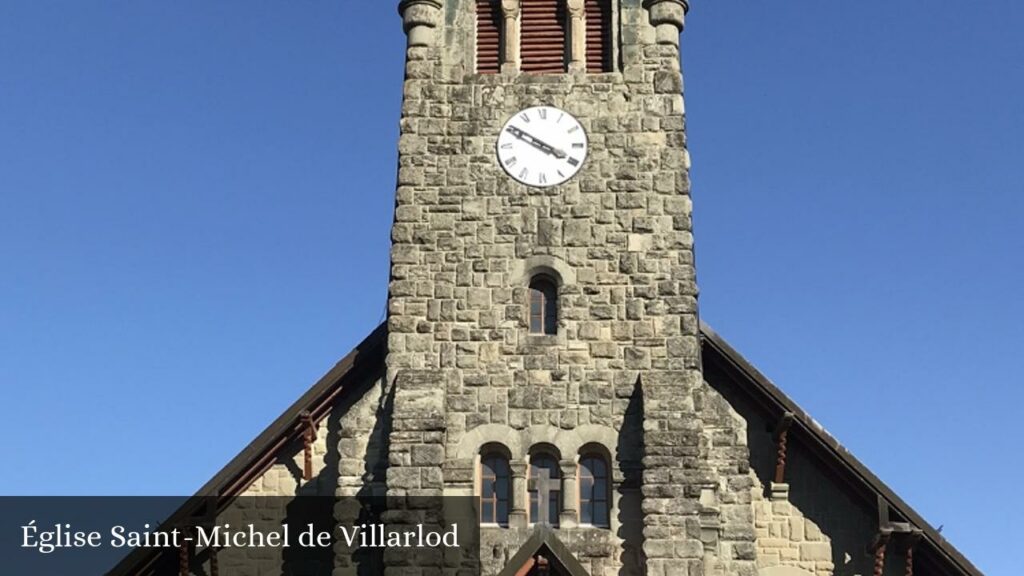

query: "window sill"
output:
520 522 610 531
465 71 625 83
524 334 561 347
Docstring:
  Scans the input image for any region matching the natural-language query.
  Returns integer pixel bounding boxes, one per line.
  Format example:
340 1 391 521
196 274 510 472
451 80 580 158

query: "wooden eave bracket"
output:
871 495 924 551
772 411 795 440
177 524 191 576
869 527 893 554
198 496 221 576
770 411 795 484
877 495 919 533
300 410 318 481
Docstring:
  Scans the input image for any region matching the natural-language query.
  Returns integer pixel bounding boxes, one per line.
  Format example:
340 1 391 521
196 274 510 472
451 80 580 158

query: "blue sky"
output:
0 1 1019 574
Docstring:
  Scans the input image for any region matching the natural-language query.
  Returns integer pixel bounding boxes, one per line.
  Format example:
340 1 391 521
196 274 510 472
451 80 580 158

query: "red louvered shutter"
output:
477 0 502 74
521 0 567 74
585 0 612 72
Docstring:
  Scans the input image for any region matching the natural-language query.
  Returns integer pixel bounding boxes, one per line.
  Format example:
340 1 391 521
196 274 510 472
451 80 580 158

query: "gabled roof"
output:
189 322 388 499
109 321 982 576
699 322 982 576
107 324 386 576
496 525 591 576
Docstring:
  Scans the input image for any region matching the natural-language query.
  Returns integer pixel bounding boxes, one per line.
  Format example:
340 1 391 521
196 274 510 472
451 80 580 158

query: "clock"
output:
496 105 588 188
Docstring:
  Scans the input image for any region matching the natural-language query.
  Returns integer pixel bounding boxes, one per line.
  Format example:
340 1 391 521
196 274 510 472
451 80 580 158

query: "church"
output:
111 1 982 575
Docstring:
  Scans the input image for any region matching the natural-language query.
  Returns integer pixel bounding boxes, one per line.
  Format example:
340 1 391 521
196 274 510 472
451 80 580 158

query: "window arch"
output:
476 0 502 74
529 275 558 335
480 451 511 526
584 0 612 72
578 453 610 527
528 452 562 526
520 0 568 73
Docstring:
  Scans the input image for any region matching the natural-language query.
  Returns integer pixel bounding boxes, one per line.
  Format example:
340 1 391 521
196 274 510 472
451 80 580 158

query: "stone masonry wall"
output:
387 1 755 575
697 380 759 576
747 436 912 576
702 355 918 576
753 484 835 576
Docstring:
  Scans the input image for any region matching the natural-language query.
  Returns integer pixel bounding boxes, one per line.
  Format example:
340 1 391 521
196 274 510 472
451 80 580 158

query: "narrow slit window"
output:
529 276 558 335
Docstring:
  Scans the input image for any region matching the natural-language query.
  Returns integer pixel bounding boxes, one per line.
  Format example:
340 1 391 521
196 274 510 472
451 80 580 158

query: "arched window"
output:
578 454 610 527
529 276 558 335
584 0 612 72
528 453 561 526
521 0 568 73
477 0 502 74
480 453 511 526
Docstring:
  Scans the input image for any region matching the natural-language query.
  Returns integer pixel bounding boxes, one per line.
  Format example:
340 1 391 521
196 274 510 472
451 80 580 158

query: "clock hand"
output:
505 126 565 159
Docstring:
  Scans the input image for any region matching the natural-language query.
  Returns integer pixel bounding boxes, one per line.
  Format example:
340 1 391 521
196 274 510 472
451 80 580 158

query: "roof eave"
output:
699 320 983 576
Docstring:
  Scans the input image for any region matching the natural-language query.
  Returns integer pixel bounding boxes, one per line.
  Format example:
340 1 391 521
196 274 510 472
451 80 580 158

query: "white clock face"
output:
496 106 588 188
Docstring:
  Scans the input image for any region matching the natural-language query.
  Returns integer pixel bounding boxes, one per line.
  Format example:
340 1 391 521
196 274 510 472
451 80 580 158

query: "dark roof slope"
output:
496 525 591 576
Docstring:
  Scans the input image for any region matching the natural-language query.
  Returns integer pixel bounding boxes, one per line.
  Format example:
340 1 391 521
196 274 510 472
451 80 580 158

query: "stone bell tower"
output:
382 1 755 575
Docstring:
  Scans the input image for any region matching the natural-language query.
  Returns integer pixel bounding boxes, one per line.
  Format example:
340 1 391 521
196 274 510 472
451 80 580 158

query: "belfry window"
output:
579 454 610 527
476 0 615 74
480 452 511 526
529 275 558 335
477 0 502 74
521 0 568 73
528 453 561 526
585 0 613 72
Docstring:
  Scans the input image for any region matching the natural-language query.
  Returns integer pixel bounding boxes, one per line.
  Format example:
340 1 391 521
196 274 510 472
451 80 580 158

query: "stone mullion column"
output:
558 459 578 528
510 459 529 528
501 0 521 73
566 0 586 72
